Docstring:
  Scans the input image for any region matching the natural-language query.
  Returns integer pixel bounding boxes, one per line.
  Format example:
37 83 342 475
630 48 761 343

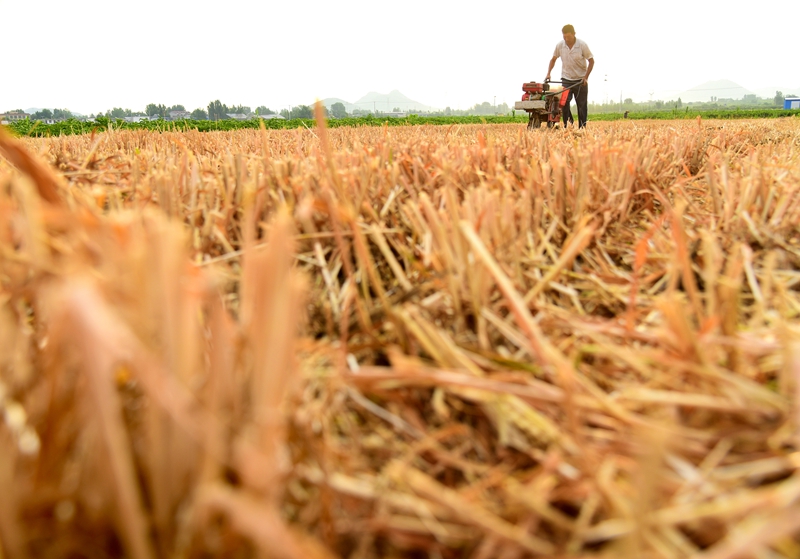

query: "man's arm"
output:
545 56 557 81
583 58 594 85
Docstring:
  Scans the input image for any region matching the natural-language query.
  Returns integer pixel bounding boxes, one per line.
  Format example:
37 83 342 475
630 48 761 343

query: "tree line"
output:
15 89 799 123
29 108 73 120
145 101 282 120
588 91 797 115
20 100 520 122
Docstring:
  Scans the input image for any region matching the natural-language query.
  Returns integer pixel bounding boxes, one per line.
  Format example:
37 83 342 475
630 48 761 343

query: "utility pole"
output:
493 95 496 111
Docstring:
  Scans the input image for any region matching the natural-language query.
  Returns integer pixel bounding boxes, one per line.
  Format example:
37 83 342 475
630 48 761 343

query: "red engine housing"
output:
522 82 546 94
521 81 549 101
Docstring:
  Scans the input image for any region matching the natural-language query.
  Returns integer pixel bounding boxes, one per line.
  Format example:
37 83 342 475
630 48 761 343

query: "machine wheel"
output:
527 113 541 130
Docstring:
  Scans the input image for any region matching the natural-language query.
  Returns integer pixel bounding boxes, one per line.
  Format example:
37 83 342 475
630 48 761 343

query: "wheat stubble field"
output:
1 116 800 559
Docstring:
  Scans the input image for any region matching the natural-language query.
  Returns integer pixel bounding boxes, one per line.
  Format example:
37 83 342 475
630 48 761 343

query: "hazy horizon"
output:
2 0 797 115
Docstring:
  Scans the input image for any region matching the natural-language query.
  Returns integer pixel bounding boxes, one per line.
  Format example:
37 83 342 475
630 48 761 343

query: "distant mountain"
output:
355 90 432 112
319 98 359 113
677 80 755 103
320 90 432 113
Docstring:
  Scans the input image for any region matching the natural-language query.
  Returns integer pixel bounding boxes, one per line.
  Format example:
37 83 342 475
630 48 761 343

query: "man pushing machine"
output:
545 24 594 129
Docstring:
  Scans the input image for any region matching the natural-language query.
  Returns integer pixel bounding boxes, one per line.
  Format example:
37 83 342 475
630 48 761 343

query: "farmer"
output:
545 24 594 129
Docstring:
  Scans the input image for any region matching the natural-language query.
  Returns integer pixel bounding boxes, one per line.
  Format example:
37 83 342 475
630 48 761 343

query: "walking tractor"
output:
514 80 572 130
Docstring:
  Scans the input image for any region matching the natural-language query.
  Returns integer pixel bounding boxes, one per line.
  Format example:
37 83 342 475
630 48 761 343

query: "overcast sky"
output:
2 0 797 115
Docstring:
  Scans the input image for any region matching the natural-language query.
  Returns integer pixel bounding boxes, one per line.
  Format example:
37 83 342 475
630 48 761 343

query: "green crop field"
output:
590 108 800 121
5 108 799 138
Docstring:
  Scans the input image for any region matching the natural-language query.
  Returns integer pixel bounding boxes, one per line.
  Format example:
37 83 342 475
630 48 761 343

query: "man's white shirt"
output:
553 39 593 81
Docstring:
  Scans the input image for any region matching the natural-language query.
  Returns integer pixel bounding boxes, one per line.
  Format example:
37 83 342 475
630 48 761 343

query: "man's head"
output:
562 24 575 43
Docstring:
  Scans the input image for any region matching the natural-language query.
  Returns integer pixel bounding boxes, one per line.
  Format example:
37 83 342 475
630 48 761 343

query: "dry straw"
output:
1 113 800 558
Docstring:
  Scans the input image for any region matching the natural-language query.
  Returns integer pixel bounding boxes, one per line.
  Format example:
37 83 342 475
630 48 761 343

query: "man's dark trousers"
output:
561 79 588 128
